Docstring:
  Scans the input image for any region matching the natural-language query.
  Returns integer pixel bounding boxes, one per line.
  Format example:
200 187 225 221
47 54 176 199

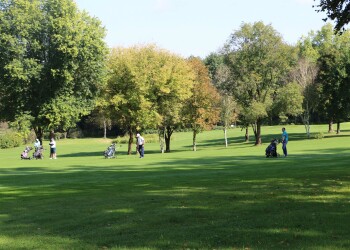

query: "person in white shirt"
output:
34 139 40 149
49 138 57 159
136 133 145 158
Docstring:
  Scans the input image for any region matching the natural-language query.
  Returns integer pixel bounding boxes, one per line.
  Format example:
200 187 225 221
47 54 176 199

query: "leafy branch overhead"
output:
314 0 350 33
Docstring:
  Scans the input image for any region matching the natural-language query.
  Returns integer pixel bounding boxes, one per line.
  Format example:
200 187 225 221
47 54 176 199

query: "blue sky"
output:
74 0 329 58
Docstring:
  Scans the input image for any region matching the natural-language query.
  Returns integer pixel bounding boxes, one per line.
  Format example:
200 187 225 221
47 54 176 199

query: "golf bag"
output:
21 146 32 160
265 139 279 158
104 143 116 159
33 146 44 159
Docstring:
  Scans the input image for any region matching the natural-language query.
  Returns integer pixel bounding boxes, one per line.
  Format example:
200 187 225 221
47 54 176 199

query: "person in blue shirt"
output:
281 127 288 157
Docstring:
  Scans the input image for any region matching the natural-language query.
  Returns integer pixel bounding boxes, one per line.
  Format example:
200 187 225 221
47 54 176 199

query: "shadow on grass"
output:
197 131 350 149
0 150 349 249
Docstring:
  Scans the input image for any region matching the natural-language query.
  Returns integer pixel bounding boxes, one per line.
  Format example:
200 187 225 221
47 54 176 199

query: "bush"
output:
113 135 129 144
143 134 159 143
0 132 23 148
114 133 164 144
313 132 324 139
24 130 37 144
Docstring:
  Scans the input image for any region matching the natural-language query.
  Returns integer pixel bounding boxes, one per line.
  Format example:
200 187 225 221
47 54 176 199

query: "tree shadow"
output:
60 151 104 158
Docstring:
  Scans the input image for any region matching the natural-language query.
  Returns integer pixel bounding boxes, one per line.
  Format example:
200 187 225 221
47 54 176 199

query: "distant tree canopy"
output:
314 0 350 32
0 0 107 140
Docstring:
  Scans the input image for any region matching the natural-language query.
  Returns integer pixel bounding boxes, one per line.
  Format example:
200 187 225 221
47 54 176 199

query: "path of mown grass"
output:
0 124 349 249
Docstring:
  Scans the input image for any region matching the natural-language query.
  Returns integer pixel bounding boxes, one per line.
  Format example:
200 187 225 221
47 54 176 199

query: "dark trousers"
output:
282 141 287 156
138 145 144 158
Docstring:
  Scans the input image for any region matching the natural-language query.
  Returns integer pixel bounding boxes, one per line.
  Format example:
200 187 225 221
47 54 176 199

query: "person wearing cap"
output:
136 133 145 158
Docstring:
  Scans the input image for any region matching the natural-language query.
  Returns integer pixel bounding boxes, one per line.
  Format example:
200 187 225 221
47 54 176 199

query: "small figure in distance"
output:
281 127 288 157
136 133 145 158
34 138 40 150
49 138 57 159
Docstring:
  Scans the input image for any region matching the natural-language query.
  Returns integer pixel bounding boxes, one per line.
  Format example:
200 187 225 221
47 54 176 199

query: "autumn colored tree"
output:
150 52 194 153
106 46 158 154
184 57 220 151
106 45 194 154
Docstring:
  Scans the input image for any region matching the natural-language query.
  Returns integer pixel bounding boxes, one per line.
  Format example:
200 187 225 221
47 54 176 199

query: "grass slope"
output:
0 124 349 249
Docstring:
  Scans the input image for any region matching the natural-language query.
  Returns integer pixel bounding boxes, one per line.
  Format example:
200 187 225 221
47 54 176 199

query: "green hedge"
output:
0 132 23 149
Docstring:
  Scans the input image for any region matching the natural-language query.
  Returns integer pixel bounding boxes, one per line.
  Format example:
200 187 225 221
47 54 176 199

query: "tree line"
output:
1 0 349 152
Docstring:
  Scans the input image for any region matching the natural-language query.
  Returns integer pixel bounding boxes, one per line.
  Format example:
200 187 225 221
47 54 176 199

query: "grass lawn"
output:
0 124 349 249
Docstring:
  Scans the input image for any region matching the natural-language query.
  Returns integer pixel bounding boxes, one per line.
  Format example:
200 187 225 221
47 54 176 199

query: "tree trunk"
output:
165 126 173 153
336 121 340 134
158 127 165 153
252 120 262 145
302 102 311 138
127 129 133 155
245 128 249 142
34 126 44 145
103 120 107 139
192 130 197 151
224 128 228 147
328 120 334 133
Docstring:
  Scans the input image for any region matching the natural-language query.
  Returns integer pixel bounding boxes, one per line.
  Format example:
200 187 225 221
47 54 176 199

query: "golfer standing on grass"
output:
49 138 57 159
281 127 288 157
136 133 145 158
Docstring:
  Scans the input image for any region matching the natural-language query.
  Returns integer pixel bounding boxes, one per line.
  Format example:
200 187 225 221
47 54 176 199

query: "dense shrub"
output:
0 132 23 148
313 132 324 139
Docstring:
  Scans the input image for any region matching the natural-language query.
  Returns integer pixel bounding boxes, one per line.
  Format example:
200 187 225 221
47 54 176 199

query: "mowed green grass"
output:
0 124 349 250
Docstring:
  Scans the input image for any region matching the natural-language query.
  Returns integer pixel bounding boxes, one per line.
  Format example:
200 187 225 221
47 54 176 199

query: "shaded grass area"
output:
0 124 349 249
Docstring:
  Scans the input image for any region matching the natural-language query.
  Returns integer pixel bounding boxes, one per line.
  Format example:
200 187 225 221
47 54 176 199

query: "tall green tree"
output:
300 24 350 132
223 22 295 145
297 24 336 133
317 46 350 133
272 82 304 123
0 0 107 141
204 53 239 146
